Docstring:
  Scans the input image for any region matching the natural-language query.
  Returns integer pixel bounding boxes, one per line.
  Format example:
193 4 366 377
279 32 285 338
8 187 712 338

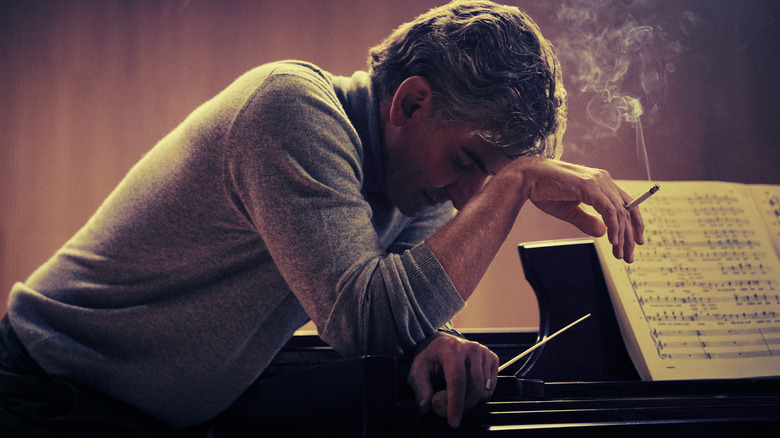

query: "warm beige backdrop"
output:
2 0 779 330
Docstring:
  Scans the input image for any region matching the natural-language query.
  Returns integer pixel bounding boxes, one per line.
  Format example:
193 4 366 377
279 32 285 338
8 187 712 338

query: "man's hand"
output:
514 157 645 263
407 331 499 428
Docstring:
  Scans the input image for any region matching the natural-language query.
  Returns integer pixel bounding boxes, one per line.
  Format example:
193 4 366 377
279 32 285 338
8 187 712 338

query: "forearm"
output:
426 169 527 301
427 155 644 302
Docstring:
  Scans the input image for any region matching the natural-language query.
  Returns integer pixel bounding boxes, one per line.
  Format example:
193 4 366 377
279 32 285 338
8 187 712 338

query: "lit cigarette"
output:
498 313 591 372
624 184 660 211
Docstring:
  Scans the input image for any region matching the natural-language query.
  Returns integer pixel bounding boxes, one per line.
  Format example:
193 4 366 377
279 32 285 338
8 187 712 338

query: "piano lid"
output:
514 238 641 382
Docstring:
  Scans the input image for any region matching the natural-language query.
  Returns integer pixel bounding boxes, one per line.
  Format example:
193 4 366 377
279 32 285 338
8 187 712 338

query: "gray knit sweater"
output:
7 61 464 427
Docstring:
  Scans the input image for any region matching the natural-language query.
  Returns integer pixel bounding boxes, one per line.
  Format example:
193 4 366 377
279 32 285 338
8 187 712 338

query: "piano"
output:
209 240 780 437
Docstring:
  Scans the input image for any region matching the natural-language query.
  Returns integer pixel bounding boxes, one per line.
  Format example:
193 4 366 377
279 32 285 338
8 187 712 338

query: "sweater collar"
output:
332 71 385 193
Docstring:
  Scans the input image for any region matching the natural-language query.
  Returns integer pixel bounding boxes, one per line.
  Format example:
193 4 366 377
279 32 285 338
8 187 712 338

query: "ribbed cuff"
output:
403 242 465 331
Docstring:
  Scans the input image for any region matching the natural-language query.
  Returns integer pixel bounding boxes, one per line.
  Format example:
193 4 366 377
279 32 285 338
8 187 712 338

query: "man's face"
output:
382 105 512 216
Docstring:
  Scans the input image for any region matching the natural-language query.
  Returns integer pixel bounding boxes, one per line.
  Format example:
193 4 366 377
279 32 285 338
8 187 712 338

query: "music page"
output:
594 180 780 380
748 184 780 257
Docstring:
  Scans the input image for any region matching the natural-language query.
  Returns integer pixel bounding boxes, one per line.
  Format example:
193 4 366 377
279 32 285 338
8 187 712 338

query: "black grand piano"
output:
211 240 780 437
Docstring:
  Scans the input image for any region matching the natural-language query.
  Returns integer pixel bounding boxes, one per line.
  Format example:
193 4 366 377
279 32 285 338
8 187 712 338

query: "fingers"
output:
406 355 436 414
486 350 499 399
631 203 646 245
591 178 642 263
481 348 499 400
618 203 645 263
617 185 648 262
410 333 500 429
540 202 607 238
598 176 629 248
441 342 499 428
443 360 467 428
612 186 632 262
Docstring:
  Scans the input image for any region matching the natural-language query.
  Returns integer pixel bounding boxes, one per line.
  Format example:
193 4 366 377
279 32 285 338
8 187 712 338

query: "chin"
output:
387 189 421 217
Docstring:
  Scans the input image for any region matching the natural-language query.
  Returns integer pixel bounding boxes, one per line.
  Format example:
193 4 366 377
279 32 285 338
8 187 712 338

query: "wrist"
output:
414 331 446 356
504 155 544 195
489 158 532 211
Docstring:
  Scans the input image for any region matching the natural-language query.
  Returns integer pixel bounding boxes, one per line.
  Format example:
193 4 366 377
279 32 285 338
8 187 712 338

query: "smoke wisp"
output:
551 0 701 179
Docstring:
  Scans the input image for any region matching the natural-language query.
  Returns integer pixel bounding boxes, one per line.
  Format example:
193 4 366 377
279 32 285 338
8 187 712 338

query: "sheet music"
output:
594 181 780 380
748 184 780 257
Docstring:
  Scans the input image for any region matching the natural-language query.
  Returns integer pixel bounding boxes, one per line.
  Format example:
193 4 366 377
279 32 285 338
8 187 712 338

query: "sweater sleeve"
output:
387 202 456 253
223 65 464 358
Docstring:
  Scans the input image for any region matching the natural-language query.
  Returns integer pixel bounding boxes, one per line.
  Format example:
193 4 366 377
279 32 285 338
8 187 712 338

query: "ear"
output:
388 76 432 127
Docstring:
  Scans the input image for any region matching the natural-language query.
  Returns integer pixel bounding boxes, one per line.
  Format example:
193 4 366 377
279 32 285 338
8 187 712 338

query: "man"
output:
1 0 643 435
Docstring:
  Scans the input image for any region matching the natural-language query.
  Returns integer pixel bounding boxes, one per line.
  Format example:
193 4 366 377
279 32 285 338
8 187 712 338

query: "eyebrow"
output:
463 148 495 176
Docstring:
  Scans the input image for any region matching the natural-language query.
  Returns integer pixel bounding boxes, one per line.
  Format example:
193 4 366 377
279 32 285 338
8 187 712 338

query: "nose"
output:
446 173 489 210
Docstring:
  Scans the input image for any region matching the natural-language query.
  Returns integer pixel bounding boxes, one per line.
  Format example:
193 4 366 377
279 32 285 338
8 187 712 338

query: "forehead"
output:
446 124 513 174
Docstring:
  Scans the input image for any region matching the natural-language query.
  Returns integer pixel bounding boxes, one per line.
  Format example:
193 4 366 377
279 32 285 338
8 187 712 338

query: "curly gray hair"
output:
368 0 567 159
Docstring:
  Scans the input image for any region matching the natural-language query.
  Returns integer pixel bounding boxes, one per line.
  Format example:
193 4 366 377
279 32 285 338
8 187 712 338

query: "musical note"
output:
631 280 776 292
645 310 777 323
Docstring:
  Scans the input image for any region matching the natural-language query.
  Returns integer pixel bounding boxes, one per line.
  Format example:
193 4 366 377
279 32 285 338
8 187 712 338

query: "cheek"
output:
412 145 456 184
387 169 427 195
390 153 443 187
385 130 455 191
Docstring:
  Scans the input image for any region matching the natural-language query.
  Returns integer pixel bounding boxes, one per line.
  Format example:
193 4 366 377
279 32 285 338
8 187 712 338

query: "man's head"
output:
369 1 567 216
369 0 567 160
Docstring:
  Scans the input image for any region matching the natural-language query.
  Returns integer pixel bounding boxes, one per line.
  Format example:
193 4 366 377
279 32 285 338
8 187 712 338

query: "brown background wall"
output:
2 0 779 330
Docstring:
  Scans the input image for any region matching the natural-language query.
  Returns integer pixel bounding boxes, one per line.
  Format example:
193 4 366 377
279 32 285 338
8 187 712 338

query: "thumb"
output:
534 202 607 237
566 206 608 237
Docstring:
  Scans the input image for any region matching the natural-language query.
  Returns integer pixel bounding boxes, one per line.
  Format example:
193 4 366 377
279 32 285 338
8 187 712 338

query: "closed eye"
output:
462 148 495 176
454 157 476 172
